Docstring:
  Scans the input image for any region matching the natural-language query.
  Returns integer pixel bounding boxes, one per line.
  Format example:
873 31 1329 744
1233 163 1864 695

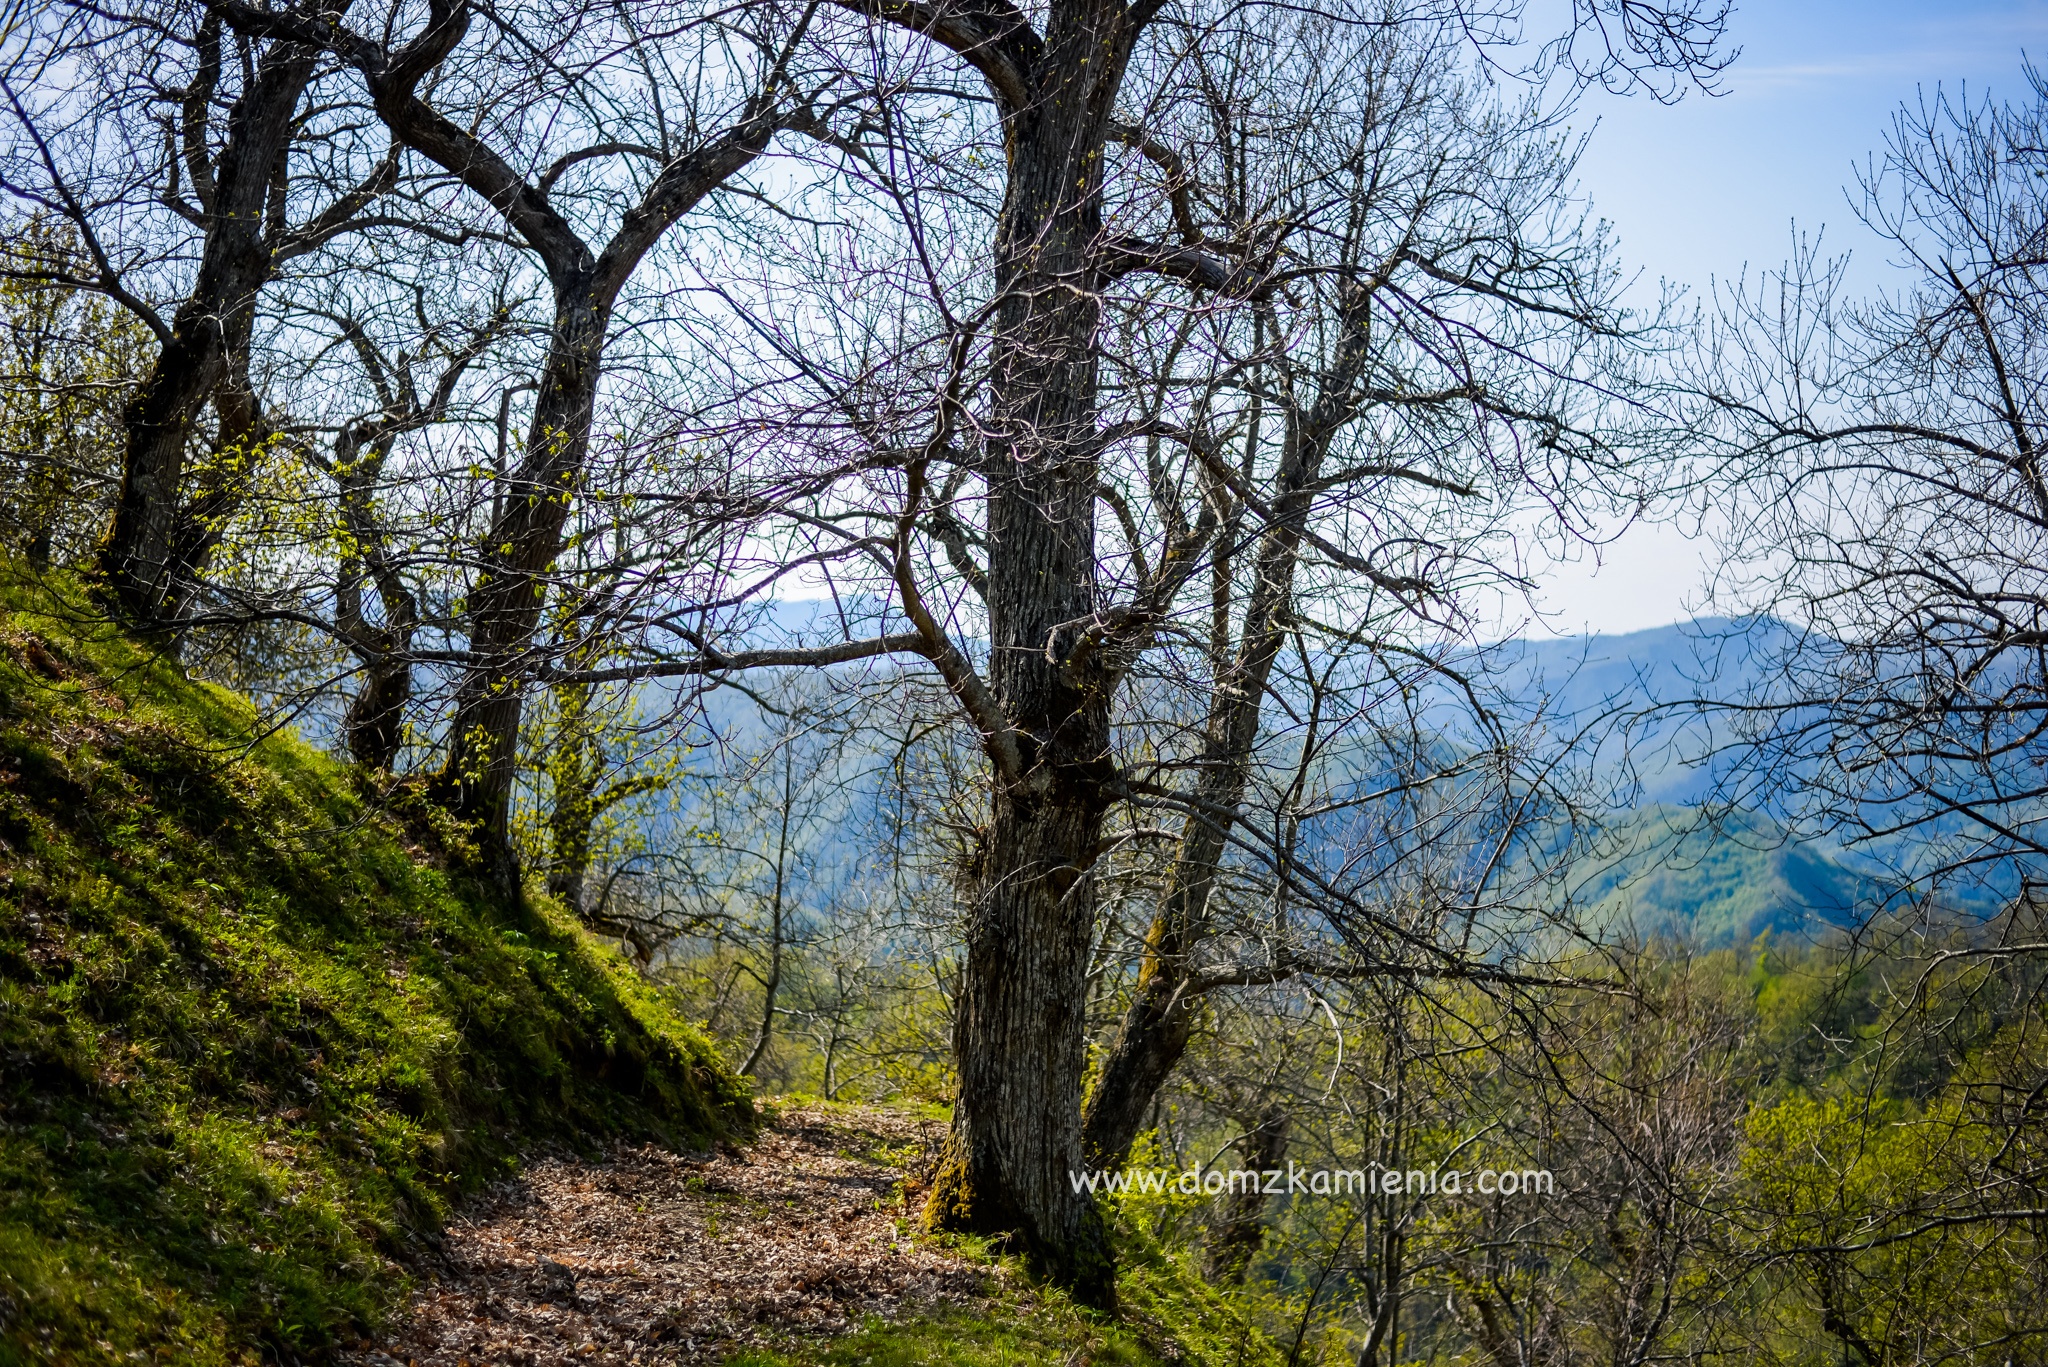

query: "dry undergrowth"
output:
342 1105 989 1366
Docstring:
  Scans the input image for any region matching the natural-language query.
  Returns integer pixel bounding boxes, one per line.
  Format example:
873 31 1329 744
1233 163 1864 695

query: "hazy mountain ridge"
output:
670 611 1918 948
1569 805 1878 947
344 607 1985 949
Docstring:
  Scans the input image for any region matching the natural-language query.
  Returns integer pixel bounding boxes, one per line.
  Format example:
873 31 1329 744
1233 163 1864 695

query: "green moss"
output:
725 1305 1159 1367
727 1204 1282 1367
0 568 752 1363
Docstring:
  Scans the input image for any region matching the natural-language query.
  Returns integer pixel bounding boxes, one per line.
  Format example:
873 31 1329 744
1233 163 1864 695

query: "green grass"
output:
726 1305 1161 1367
0 568 753 1363
727 1217 1285 1367
726 1268 1276 1367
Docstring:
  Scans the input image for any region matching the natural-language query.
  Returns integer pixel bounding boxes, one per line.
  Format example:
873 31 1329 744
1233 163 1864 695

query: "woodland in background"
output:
2 0 2047 1357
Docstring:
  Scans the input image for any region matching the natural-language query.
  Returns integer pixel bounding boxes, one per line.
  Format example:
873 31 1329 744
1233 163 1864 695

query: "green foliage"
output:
1110 1217 1287 1367
0 223 149 567
1579 806 1879 947
0 566 752 1363
1124 933 2048 1364
1728 953 2048 1364
671 942 959 1104
514 667 681 912
724 1306 1155 1367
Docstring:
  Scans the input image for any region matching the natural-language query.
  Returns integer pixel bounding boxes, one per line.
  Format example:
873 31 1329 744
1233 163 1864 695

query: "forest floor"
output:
338 1104 995 1367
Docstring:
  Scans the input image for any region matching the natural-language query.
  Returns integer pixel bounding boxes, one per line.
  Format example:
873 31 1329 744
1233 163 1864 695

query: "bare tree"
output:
1074 14 1667 1176
672 0 1720 1299
1696 69 2048 921
1 1 401 627
311 297 513 768
211 0 853 878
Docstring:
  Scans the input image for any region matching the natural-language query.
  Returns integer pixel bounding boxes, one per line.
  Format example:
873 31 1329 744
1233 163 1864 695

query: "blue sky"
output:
1532 0 2048 636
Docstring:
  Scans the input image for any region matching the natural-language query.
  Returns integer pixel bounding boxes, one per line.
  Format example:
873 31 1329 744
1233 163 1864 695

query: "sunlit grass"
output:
0 565 753 1363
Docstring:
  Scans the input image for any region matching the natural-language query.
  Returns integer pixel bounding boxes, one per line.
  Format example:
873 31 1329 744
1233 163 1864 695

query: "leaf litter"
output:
341 1105 990 1366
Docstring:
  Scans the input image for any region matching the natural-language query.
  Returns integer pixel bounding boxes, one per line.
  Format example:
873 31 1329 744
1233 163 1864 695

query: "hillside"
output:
0 570 754 1363
1569 806 1875 946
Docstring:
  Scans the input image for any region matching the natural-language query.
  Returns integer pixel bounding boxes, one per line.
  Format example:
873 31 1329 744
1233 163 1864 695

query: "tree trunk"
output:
921 4 1136 1309
1078 496 1308 1171
345 645 412 769
429 283 606 881
97 28 317 628
195 0 796 891
1207 1103 1289 1281
161 309 269 628
334 418 423 771
741 747 794 1077
1081 286 1372 1172
932 777 1113 1299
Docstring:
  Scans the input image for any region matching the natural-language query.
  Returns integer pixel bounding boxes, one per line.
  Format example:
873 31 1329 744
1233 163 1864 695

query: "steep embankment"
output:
0 571 754 1363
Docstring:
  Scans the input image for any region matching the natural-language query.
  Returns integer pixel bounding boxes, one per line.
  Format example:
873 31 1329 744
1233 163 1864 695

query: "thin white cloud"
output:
1728 8 2048 94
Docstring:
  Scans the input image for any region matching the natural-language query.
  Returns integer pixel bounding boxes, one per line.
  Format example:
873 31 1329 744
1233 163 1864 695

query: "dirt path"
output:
341 1106 991 1367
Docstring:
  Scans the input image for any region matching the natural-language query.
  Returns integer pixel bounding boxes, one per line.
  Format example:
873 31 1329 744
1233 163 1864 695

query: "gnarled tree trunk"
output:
98 20 319 627
333 421 421 771
919 0 1139 1310
428 285 605 880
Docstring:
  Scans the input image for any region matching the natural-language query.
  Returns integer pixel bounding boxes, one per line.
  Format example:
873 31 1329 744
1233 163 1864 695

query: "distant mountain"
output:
1480 617 1783 806
1569 806 1880 948
669 610 2020 946
280 607 2013 948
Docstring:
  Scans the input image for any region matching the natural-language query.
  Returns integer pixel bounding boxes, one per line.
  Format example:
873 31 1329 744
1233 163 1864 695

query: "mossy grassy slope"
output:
728 1245 1285 1367
726 1167 1286 1367
0 570 753 1364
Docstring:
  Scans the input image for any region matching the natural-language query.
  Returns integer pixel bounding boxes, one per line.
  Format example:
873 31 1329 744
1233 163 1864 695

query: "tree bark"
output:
345 648 413 769
919 0 1141 1310
160 307 270 627
334 424 419 771
1081 284 1374 1172
741 745 795 1077
97 21 320 627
